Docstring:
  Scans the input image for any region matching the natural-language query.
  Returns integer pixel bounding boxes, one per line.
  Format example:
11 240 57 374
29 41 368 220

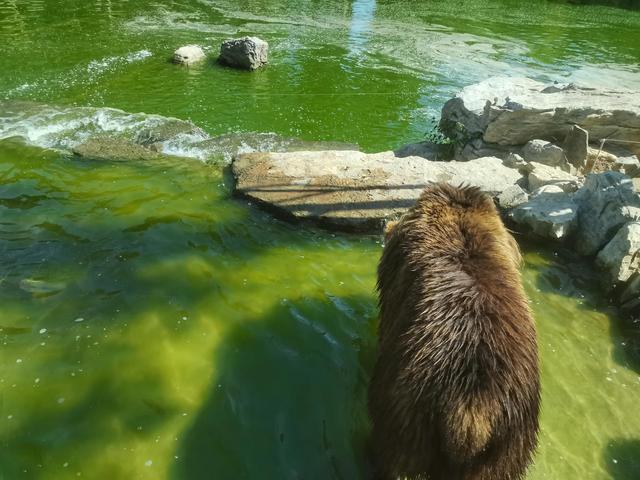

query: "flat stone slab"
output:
232 150 523 232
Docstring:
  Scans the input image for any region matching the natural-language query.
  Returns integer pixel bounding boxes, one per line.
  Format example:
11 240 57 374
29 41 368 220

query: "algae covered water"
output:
2 1 640 479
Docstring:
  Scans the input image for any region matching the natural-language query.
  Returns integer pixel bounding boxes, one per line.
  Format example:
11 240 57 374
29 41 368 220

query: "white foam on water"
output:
5 49 153 98
0 104 158 150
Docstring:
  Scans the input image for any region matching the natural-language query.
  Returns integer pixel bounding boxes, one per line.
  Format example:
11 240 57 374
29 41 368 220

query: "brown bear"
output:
368 183 540 480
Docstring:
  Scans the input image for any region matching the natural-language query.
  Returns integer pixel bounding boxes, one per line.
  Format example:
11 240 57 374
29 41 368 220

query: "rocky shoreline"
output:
231 77 640 320
5 78 637 320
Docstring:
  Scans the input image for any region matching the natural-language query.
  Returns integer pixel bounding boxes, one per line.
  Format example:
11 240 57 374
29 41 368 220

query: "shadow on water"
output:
171 294 378 480
604 439 640 479
0 138 381 478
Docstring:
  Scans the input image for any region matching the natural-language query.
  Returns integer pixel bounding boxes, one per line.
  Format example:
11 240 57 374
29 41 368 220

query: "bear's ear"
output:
383 220 399 240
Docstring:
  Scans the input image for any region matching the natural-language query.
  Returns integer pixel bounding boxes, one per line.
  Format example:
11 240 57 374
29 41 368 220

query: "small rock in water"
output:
172 45 206 66
219 37 268 70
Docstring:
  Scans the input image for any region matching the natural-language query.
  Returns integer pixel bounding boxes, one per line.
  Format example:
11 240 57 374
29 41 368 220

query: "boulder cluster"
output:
437 77 640 318
172 37 269 70
231 77 640 318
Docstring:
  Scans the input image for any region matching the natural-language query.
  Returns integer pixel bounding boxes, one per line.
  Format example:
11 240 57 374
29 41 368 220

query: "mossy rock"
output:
72 137 162 162
134 119 207 146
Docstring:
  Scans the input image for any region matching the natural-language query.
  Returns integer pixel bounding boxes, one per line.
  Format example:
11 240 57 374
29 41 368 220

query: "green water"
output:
1 1 640 479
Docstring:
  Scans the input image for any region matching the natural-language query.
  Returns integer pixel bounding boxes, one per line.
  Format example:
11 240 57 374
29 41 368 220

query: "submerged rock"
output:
509 185 578 240
219 37 268 70
73 137 161 162
596 221 640 286
232 151 523 232
173 45 206 66
574 171 640 255
134 119 207 147
440 77 640 154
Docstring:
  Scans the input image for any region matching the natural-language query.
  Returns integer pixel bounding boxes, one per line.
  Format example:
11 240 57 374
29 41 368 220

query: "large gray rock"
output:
232 151 523 231
73 137 162 162
563 125 588 170
219 37 268 70
596 221 640 286
497 184 529 209
172 45 206 66
574 171 640 255
440 77 640 155
527 162 580 192
522 139 566 168
509 185 578 240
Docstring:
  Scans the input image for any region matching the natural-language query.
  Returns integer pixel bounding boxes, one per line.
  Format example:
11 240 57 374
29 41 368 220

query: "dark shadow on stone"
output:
604 439 640 479
393 141 454 161
171 295 378 480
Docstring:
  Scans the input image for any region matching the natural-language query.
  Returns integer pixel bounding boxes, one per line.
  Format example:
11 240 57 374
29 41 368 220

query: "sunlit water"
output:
1 1 640 479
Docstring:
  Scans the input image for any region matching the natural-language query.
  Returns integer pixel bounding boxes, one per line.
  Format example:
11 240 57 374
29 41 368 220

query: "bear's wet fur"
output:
368 183 540 480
